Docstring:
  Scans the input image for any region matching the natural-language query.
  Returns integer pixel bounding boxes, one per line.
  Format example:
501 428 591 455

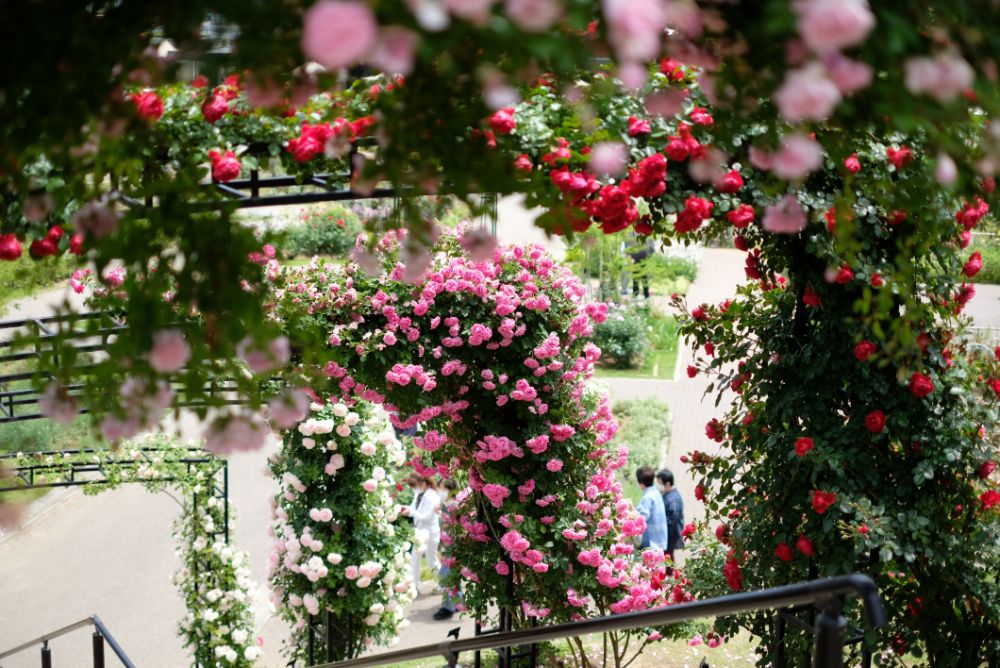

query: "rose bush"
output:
268 400 414 662
265 228 695 666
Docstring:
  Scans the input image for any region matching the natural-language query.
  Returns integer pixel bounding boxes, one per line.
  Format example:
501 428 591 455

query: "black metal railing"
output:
0 615 134 668
307 575 885 668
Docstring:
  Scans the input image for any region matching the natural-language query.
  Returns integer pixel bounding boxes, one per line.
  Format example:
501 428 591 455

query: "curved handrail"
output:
310 575 885 668
0 614 135 667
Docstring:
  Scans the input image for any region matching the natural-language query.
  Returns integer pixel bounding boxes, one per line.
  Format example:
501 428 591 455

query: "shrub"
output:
0 255 77 310
0 416 102 456
968 235 1000 285
592 304 649 368
283 205 363 257
612 398 671 469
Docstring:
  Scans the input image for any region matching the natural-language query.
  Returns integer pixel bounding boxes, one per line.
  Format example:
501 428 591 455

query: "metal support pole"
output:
812 597 846 668
41 642 51 668
93 631 105 668
223 462 230 544
773 610 786 668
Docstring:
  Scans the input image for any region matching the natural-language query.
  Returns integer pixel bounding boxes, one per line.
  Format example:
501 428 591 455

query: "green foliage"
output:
282 205 363 258
592 304 650 369
0 254 77 310
0 416 102 456
612 398 671 470
968 235 1000 285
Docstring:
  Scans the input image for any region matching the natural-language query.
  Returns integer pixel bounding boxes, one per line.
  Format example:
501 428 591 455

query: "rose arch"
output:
263 228 694 666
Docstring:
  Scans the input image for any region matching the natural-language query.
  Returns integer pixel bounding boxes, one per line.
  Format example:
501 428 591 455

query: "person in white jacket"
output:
402 475 440 594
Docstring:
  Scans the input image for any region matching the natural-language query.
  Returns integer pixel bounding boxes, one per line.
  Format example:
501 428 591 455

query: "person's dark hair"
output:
443 478 458 491
635 466 656 487
418 475 437 489
656 469 674 486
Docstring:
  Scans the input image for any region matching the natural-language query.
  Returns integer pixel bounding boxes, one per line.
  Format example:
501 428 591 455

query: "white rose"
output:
232 629 248 644
336 424 352 437
344 412 360 426
327 552 343 565
365 613 381 626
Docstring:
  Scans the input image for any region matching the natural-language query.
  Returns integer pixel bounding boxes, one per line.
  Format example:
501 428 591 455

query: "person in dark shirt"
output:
657 469 685 563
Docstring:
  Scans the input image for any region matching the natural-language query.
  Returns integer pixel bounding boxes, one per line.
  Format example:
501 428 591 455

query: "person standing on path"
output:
432 479 461 620
657 469 685 563
402 475 441 594
635 466 668 550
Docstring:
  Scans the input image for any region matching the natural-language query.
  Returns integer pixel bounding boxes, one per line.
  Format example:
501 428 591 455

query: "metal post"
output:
223 462 230 544
41 642 51 668
812 597 846 668
773 610 786 668
93 631 105 668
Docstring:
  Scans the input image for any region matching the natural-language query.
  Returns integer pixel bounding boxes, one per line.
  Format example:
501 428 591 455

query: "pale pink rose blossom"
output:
237 336 291 374
445 0 495 24
935 152 958 186
350 247 383 276
204 412 269 456
645 88 688 118
268 390 311 429
72 200 119 239
460 228 499 262
23 193 54 223
39 382 79 425
301 1 378 70
407 0 450 30
603 0 667 62
904 52 975 103
0 500 26 530
823 53 873 95
401 242 434 283
772 133 824 181
762 194 808 234
795 0 875 54
748 146 774 171
244 78 284 109
617 62 648 91
663 1 703 39
505 0 561 31
370 26 419 75
774 62 841 122
149 328 190 373
588 142 629 176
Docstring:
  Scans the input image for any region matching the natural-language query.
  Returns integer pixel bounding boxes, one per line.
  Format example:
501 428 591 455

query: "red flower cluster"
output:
627 115 650 137
622 154 667 198
705 418 725 442
132 90 164 121
909 372 934 399
956 198 989 230
854 341 876 361
202 93 230 123
727 204 755 229
962 251 983 278
723 551 742 590
834 264 854 284
981 490 1000 510
774 542 794 561
811 490 837 514
844 154 861 173
794 437 814 457
0 233 23 261
664 123 704 162
488 108 516 135
714 169 744 194
689 106 713 126
886 145 913 169
865 409 887 433
795 535 815 557
588 184 638 233
675 196 714 233
209 149 241 183
28 226 63 259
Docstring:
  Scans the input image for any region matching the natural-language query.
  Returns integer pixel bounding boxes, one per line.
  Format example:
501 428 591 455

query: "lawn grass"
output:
0 254 77 312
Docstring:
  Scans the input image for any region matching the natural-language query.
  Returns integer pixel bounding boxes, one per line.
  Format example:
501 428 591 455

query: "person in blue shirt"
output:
635 466 668 550
657 469 685 563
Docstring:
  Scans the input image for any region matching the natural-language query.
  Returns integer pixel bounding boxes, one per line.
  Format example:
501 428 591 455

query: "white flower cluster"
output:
269 400 414 659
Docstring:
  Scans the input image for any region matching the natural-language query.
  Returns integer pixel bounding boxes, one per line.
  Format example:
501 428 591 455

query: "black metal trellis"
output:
0 447 229 544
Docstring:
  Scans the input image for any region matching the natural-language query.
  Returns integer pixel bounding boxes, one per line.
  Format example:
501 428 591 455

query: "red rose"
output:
715 524 730 544
704 342 715 356
28 237 58 259
132 91 164 121
209 149 241 183
980 490 1000 510
870 273 884 287
634 216 653 235
715 170 744 195
956 198 989 230
802 287 821 308
962 251 983 278
664 136 689 161
488 108 516 135
794 437 814 457
795 535 815 557
686 365 698 378
726 204 754 229
734 235 749 252
858 524 870 535
990 378 1000 399
811 490 837 514
865 409 886 433
888 210 908 226
689 106 713 126
978 461 996 479
675 196 713 233
0 234 22 261
775 542 794 561
854 341 876 361
659 58 685 80
909 372 934 398
694 485 705 501
681 523 696 537
843 154 861 174
959 229 972 248
886 146 913 169
192 75 209 88
995 346 1000 361
202 94 229 123
691 305 708 321
834 265 854 284
705 419 724 442
627 115 651 136
69 234 84 255
955 283 976 309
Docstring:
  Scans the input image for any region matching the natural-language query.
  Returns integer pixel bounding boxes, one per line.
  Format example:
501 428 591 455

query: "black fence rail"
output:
0 615 134 668
307 575 885 668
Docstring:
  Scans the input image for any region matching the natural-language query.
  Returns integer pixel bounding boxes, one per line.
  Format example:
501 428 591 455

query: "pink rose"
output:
237 335 290 374
774 63 841 122
904 52 974 103
795 0 875 54
588 141 628 176
823 53 873 95
762 195 808 234
301 1 378 69
505 0 561 31
546 458 563 472
72 200 119 239
371 26 419 75
772 133 824 181
203 413 269 455
38 382 79 425
445 0 496 24
23 193 54 223
149 328 191 373
603 0 667 62
268 390 311 429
